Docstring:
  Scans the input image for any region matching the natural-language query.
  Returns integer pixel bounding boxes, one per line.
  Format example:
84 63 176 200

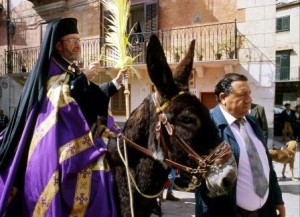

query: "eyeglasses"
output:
61 38 81 44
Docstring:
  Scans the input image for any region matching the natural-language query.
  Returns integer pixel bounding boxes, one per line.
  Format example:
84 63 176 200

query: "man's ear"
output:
55 41 62 53
219 92 227 104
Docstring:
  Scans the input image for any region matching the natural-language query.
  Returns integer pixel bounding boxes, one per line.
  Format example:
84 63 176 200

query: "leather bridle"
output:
118 91 233 184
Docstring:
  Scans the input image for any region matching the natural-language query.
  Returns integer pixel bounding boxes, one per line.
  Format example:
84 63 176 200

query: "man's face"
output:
55 33 81 62
220 80 252 119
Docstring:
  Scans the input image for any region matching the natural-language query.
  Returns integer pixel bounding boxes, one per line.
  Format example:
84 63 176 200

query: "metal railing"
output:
3 47 40 75
276 66 290 80
2 21 239 75
0 55 4 74
275 66 300 81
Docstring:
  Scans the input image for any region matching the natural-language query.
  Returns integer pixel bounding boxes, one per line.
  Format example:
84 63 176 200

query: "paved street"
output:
151 137 300 217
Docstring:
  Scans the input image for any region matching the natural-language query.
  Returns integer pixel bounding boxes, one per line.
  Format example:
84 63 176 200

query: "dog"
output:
269 140 298 181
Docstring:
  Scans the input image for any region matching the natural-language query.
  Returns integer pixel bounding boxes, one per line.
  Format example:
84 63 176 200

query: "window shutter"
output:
276 16 290 32
104 10 112 32
276 52 290 80
276 18 282 32
281 54 290 70
275 55 281 80
111 84 130 115
145 0 158 37
282 16 290 31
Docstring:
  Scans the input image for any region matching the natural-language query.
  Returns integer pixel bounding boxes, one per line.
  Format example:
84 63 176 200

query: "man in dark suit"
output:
280 103 296 141
294 105 300 141
250 103 268 143
195 73 285 217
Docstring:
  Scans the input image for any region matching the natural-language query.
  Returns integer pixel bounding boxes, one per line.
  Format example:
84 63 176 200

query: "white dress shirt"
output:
219 106 270 211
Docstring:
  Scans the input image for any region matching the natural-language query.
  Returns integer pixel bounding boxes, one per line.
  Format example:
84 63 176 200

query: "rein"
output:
119 91 233 182
120 133 232 180
115 91 232 216
152 91 233 180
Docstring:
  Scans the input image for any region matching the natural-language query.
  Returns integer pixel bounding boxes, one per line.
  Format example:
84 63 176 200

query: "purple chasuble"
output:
0 59 117 217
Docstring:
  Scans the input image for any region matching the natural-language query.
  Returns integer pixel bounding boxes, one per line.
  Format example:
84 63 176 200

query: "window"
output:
129 5 145 33
276 16 290 32
111 84 131 115
276 51 290 80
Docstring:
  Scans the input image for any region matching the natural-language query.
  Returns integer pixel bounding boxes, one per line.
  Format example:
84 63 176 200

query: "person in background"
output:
250 103 268 143
152 168 180 216
195 73 285 217
165 168 180 201
0 109 9 133
280 103 295 141
130 21 144 45
0 17 127 217
293 104 300 141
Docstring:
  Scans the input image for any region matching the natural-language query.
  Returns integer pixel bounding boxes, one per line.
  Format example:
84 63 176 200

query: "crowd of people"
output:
279 103 300 142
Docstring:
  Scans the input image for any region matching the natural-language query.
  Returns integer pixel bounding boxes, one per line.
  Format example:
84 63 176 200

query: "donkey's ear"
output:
173 40 195 91
146 34 178 99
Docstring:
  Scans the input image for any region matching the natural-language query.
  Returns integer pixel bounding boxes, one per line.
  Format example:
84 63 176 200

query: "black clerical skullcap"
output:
53 18 79 44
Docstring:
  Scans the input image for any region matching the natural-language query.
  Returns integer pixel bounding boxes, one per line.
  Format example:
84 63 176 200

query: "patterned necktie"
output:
236 119 268 198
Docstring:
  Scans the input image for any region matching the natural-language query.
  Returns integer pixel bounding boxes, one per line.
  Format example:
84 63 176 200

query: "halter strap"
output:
119 90 233 184
154 91 185 113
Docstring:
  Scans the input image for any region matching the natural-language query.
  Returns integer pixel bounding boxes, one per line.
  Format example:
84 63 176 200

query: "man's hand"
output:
84 61 100 81
114 68 129 86
276 204 285 217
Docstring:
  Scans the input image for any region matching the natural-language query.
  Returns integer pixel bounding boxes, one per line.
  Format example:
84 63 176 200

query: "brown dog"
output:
269 140 298 181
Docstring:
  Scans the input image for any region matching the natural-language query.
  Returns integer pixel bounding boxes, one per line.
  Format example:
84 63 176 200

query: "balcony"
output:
1 21 240 76
275 66 300 82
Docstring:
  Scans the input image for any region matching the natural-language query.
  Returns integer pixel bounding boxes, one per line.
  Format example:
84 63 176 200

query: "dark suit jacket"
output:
196 105 284 217
280 109 296 124
250 103 268 142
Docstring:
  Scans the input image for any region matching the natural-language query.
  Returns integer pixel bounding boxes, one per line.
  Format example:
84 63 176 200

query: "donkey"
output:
107 35 237 217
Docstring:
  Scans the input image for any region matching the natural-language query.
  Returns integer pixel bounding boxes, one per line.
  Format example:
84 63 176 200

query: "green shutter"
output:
276 52 290 80
276 17 282 32
282 16 290 31
275 55 281 80
276 16 290 32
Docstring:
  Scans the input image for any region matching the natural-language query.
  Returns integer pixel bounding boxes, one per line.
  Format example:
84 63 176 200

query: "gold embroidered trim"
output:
59 133 93 163
33 171 60 217
92 154 110 172
27 109 57 162
69 166 92 216
69 155 110 216
47 73 74 108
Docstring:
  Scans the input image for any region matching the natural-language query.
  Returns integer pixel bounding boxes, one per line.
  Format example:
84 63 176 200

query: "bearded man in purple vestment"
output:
0 17 125 217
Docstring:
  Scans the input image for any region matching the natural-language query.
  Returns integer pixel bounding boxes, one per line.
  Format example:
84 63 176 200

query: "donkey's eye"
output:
179 116 195 125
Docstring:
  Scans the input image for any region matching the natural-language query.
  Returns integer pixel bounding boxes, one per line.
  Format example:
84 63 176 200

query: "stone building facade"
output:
275 0 300 108
0 0 282 143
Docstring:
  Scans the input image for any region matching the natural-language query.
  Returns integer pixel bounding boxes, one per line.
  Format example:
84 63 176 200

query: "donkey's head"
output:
145 35 237 197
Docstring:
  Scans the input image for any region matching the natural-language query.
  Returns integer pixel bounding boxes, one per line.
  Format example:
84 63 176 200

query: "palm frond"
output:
101 0 138 73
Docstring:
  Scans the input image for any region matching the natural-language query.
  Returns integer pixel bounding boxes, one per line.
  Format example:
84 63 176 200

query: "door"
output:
200 92 217 109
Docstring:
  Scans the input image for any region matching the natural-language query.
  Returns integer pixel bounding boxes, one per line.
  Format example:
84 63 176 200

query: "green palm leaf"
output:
101 0 139 73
